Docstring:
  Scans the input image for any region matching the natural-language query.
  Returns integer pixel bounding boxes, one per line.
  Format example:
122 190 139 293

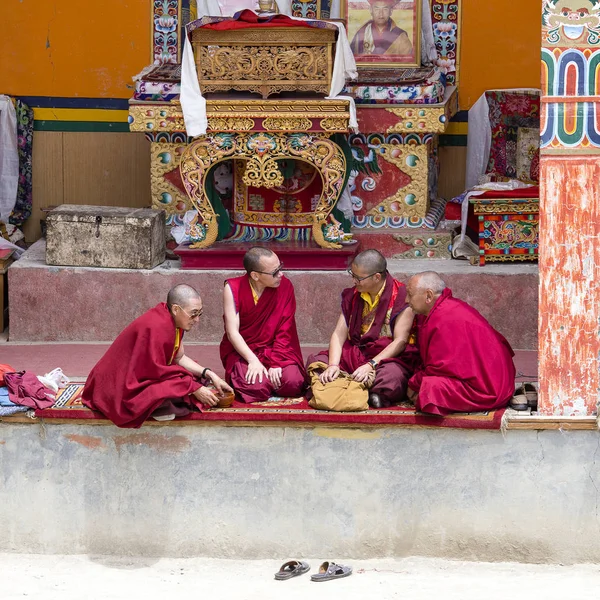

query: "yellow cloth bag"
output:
307 361 369 412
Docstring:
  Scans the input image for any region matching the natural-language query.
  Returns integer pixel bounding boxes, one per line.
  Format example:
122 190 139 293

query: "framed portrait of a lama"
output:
346 0 421 68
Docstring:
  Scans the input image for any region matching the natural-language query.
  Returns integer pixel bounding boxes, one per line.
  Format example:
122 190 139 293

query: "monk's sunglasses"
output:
254 263 284 278
177 306 203 319
347 269 384 282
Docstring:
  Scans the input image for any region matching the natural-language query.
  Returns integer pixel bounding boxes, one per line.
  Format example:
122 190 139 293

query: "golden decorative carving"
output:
385 106 447 134
129 99 351 134
207 117 255 131
128 104 186 133
366 144 430 219
150 142 191 215
242 157 285 189
384 90 458 134
320 117 348 131
191 27 335 99
262 117 312 131
179 132 346 249
471 200 539 214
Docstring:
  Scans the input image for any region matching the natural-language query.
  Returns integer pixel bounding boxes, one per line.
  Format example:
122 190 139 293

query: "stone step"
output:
8 240 538 349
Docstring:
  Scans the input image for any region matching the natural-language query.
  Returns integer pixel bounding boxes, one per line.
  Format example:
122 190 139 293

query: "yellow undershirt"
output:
169 327 182 365
250 283 259 305
360 281 386 335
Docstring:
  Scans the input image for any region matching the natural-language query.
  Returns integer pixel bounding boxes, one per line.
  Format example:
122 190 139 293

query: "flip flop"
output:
509 384 529 411
310 561 352 582
274 560 310 580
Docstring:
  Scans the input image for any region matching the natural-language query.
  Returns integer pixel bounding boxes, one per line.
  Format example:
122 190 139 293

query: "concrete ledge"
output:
8 240 539 348
0 422 597 563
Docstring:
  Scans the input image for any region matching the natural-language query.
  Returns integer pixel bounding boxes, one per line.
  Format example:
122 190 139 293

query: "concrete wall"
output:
0 422 597 564
8 241 539 349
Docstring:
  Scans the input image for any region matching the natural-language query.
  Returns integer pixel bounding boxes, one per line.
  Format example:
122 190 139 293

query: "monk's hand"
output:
320 365 340 384
406 387 418 403
246 359 268 385
267 367 283 389
352 363 374 383
208 373 233 396
192 386 219 407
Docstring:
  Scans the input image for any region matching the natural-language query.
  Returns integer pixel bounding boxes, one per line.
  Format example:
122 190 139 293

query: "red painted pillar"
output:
539 10 600 416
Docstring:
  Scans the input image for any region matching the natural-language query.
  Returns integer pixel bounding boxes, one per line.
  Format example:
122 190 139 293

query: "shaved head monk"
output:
405 272 516 415
82 284 233 427
307 249 419 408
220 247 307 402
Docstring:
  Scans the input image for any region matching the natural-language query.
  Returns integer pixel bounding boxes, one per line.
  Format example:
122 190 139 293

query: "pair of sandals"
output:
274 560 352 582
510 382 538 411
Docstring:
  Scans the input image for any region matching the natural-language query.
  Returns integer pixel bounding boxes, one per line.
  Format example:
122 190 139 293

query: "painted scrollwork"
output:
179 132 346 249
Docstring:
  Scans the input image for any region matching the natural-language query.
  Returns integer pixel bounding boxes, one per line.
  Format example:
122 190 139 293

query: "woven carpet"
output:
32 383 507 430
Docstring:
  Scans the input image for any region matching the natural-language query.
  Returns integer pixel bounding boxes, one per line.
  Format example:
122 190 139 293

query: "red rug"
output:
33 383 507 430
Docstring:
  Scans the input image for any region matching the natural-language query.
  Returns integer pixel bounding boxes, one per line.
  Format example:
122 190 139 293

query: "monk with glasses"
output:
307 249 419 408
220 247 307 402
83 284 232 427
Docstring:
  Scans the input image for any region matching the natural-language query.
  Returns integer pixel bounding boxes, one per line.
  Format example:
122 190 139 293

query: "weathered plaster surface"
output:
1 423 599 564
539 158 600 416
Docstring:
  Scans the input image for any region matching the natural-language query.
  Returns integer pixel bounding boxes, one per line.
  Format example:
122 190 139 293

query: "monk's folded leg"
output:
371 362 410 406
229 359 273 403
274 364 307 398
416 376 496 416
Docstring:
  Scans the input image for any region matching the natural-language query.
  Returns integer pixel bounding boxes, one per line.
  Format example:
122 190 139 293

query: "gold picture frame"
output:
344 0 421 69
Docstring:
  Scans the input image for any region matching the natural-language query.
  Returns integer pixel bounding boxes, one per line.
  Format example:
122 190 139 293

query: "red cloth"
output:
220 275 306 381
82 303 202 428
5 371 55 409
477 186 539 200
408 289 515 416
199 10 314 30
229 362 306 403
0 364 16 386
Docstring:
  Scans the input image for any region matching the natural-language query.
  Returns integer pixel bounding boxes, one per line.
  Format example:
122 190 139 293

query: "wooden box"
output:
46 205 166 269
191 26 335 98
470 197 539 266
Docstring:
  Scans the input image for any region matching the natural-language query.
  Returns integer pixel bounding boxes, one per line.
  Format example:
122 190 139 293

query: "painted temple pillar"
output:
538 4 600 416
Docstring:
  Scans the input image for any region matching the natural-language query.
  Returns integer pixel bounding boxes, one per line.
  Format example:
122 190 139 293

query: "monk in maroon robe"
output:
220 247 307 403
405 272 516 416
83 284 232 428
307 250 419 408
350 0 413 57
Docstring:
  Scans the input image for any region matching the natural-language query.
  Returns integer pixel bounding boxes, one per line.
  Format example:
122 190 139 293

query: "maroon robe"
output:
308 273 420 406
408 288 516 416
82 303 201 428
220 275 307 402
350 19 410 55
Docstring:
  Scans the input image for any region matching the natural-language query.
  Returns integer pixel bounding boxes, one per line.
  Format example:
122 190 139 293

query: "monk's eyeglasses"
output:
177 306 203 319
347 269 383 282
255 263 284 278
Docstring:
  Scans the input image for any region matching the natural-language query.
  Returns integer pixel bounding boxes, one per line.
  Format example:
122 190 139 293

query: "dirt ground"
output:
3 554 600 600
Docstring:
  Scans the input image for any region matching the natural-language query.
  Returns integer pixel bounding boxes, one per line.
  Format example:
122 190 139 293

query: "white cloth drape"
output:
0 96 19 224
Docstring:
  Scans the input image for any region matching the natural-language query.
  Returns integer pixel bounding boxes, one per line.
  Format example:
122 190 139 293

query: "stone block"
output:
46 205 165 269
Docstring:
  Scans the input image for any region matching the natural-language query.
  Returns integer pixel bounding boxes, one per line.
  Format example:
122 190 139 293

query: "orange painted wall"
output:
3 0 151 98
459 0 542 109
2 0 541 105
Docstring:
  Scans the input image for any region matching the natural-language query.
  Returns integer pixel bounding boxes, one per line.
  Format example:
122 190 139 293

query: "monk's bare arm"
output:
373 307 414 362
223 283 268 383
320 314 348 383
175 342 233 397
